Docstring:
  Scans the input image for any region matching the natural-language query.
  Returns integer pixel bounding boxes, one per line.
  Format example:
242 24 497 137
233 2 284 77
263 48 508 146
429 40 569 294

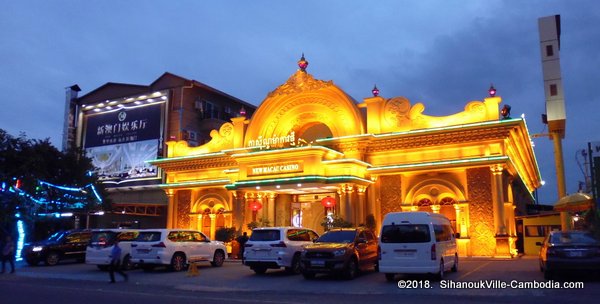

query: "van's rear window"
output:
249 230 280 241
135 232 162 242
381 224 431 243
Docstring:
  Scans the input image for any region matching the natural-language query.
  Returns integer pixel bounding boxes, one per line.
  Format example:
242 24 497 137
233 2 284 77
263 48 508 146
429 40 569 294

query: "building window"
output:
549 84 558 96
545 45 554 57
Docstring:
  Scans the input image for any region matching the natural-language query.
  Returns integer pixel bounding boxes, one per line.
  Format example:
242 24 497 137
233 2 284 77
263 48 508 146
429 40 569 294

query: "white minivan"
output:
378 212 458 281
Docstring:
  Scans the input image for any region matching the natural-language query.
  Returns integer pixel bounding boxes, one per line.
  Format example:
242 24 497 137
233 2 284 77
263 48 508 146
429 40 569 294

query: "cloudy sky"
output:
1 1 599 205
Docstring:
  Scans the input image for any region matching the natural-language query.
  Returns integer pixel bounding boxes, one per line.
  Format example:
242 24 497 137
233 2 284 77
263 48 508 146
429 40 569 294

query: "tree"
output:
0 129 107 233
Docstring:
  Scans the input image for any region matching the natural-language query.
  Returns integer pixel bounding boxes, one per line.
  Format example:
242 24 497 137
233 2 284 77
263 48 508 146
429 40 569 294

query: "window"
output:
192 232 208 242
381 224 431 243
249 229 280 241
525 225 561 237
287 229 311 241
550 84 558 96
546 45 554 57
136 232 161 242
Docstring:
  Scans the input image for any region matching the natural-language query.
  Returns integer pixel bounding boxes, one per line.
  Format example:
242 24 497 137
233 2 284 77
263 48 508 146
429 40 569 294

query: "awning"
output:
554 193 594 212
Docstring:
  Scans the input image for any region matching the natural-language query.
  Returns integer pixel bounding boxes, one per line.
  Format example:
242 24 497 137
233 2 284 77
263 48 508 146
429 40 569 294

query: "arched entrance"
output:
191 194 231 240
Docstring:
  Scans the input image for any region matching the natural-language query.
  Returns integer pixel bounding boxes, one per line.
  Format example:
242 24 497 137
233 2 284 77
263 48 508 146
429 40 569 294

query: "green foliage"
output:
321 215 353 231
215 227 237 242
247 221 259 230
246 218 271 230
0 129 105 233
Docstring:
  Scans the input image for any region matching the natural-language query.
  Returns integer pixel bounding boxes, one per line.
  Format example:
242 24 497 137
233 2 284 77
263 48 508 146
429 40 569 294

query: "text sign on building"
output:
84 105 162 148
248 162 304 176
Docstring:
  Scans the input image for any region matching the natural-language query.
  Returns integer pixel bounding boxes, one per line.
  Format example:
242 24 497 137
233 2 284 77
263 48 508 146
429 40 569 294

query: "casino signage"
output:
248 162 304 176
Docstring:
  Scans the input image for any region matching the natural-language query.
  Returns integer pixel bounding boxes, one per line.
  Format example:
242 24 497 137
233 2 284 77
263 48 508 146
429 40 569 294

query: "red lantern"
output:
321 196 336 208
249 200 263 211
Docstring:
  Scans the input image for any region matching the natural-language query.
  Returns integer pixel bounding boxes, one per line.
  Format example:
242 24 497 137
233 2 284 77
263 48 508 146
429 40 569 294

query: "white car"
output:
86 229 140 270
130 229 227 271
243 227 319 274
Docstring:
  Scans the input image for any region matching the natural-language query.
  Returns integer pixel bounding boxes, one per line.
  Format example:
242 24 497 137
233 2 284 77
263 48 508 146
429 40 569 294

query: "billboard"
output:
84 103 164 186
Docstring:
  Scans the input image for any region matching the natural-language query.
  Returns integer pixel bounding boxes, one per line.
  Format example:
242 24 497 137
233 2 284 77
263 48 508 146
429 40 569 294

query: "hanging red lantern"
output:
249 200 263 211
321 196 336 208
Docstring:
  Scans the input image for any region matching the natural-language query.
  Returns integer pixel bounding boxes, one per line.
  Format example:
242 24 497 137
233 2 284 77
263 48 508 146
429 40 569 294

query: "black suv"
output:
300 227 378 279
22 230 92 266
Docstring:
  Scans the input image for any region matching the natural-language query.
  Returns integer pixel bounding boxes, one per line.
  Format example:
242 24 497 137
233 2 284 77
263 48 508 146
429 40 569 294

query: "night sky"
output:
1 1 599 205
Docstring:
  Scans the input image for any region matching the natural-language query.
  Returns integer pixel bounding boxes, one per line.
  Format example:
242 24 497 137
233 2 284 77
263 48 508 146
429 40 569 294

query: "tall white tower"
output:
538 15 568 229
538 15 566 137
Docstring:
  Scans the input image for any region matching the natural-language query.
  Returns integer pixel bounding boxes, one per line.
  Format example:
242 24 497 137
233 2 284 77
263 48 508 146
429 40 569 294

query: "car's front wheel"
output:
211 250 225 267
45 252 60 266
122 254 134 270
285 254 301 274
344 258 358 280
451 254 458 272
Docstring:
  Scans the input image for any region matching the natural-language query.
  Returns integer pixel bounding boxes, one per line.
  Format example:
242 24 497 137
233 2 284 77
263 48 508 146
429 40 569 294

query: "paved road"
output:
1 257 598 303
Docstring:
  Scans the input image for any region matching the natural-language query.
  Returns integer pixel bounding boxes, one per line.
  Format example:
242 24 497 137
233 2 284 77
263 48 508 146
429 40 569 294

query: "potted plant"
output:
215 227 237 254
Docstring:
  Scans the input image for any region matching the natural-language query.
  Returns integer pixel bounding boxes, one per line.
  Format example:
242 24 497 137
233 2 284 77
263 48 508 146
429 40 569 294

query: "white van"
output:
378 212 458 281
86 229 140 270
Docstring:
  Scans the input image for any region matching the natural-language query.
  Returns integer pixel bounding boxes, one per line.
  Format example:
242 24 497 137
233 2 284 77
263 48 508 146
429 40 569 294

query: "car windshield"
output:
249 230 280 241
381 224 431 243
550 232 599 244
316 230 356 243
91 231 118 245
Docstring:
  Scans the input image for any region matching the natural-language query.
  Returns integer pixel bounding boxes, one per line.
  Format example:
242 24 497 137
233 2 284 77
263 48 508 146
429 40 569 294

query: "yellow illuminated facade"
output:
150 58 541 257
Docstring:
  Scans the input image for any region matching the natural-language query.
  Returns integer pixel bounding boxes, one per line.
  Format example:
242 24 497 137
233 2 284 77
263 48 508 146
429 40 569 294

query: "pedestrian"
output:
236 232 249 260
1 235 15 274
108 238 128 283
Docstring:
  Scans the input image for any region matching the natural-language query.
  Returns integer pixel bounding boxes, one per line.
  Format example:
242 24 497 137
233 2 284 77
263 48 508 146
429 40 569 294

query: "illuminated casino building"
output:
151 56 542 257
64 72 256 228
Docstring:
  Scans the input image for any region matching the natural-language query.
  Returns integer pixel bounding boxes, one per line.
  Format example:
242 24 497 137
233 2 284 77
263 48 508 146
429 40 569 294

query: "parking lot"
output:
7 256 600 298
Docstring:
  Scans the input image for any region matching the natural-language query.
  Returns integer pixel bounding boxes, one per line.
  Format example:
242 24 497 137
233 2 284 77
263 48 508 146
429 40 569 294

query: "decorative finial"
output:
488 84 497 97
298 53 308 71
372 84 380 97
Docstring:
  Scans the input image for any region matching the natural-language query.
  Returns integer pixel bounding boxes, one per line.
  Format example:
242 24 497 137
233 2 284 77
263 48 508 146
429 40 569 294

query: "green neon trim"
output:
158 179 230 188
322 159 372 167
230 146 344 158
367 156 509 171
147 152 227 164
225 175 373 189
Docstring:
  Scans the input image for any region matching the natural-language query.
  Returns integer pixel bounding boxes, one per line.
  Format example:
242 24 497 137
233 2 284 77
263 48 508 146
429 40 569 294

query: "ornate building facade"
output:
150 57 541 257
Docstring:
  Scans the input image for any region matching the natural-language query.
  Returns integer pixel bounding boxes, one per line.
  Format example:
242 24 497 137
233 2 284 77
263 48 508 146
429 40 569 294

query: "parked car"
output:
243 227 319 274
22 229 92 266
300 227 378 280
130 229 227 272
537 230 600 279
86 229 140 271
378 212 458 281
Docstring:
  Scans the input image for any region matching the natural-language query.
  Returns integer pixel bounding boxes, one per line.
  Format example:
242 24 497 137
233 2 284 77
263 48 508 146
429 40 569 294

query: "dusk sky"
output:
1 1 599 205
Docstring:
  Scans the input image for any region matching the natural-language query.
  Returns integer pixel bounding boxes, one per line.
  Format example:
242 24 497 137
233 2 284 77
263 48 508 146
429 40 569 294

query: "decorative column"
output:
197 214 203 233
166 189 175 229
209 214 217 240
233 191 245 233
491 164 510 257
356 186 367 225
267 193 276 227
345 184 354 224
490 165 507 235
337 187 348 221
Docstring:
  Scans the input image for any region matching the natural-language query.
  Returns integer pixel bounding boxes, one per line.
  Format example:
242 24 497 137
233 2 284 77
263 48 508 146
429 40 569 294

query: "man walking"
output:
108 238 128 283
1 235 15 274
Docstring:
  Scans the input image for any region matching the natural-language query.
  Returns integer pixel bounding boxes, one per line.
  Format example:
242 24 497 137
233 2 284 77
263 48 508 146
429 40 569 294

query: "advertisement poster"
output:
84 104 163 185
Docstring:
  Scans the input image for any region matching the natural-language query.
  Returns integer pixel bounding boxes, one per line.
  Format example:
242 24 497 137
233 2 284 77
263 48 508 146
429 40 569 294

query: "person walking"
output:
236 232 249 260
1 235 15 274
108 239 128 283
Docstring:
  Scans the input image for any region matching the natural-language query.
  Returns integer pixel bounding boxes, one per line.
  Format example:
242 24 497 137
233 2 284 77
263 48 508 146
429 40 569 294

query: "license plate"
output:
136 249 151 254
394 249 416 257
568 251 583 257
311 260 325 267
